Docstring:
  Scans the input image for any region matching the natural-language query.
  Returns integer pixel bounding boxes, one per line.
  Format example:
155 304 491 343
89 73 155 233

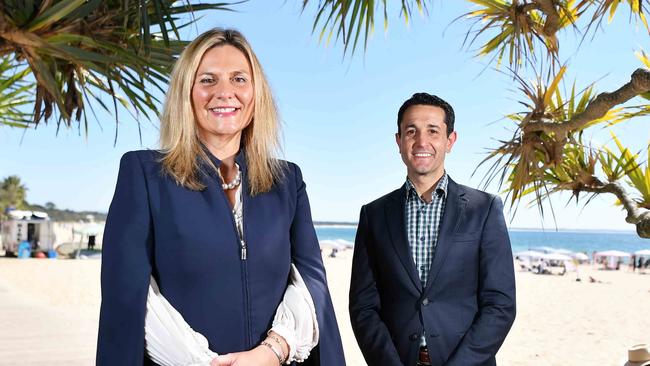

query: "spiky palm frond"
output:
0 55 33 127
577 0 650 33
301 0 428 56
609 132 650 207
0 0 236 137
462 0 579 70
477 64 622 208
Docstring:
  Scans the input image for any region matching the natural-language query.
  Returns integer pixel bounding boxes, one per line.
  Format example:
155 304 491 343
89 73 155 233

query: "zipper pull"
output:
240 239 247 260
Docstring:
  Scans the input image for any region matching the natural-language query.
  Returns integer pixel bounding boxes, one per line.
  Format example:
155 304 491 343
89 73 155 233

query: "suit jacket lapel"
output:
425 178 467 291
384 186 422 291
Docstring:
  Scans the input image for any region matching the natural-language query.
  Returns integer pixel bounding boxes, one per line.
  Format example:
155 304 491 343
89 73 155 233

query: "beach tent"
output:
530 246 558 253
594 250 631 258
531 246 573 255
571 252 589 261
550 248 573 255
540 253 573 261
634 249 650 256
514 250 545 259
594 250 630 270
72 223 104 237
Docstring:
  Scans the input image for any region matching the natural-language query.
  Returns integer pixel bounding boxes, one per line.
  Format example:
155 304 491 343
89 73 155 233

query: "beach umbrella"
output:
634 249 650 256
72 223 104 236
514 250 545 259
550 248 573 255
571 252 589 261
540 253 573 261
594 250 631 258
530 246 557 253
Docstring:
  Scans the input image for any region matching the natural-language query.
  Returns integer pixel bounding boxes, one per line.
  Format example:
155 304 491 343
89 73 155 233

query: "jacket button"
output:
422 298 430 306
409 333 419 341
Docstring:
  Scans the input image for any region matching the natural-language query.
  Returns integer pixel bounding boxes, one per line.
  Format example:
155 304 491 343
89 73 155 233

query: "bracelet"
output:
266 331 289 363
261 340 284 365
266 331 284 349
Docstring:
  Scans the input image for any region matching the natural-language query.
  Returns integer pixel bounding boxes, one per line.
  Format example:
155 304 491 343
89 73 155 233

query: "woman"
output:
96 28 346 365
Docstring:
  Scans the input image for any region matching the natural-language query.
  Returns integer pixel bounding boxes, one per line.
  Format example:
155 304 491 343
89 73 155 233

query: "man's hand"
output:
211 345 279 366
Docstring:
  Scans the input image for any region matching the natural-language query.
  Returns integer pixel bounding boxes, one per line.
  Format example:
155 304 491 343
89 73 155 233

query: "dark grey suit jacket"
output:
349 178 516 366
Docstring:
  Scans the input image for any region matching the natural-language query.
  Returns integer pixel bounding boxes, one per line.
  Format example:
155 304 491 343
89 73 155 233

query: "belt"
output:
417 346 431 366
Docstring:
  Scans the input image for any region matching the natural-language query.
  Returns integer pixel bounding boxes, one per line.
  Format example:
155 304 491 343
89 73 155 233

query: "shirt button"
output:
420 237 425 242
422 298 430 306
420 265 426 270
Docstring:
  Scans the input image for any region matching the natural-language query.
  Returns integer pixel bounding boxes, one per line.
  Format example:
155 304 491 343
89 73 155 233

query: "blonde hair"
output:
159 28 284 195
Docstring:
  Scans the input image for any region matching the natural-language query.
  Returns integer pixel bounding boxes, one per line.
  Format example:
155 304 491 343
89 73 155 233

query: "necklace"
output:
221 166 241 190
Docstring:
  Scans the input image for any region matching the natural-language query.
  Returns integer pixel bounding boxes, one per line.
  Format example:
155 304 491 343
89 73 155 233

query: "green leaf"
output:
27 0 88 32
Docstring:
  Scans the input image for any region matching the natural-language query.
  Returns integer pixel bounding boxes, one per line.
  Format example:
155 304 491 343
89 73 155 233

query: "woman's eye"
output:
233 76 247 83
199 77 215 84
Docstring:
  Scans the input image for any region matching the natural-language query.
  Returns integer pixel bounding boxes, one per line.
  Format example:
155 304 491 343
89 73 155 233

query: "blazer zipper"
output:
217 168 252 348
239 171 253 348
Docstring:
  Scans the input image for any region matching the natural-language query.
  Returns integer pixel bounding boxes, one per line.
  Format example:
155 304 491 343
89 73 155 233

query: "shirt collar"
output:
199 142 247 172
405 172 448 201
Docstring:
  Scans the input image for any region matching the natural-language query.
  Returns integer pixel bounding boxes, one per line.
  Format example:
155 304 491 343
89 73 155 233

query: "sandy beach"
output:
0 252 648 365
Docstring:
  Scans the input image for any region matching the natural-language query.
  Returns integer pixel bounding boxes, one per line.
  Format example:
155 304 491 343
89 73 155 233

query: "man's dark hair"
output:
397 93 455 136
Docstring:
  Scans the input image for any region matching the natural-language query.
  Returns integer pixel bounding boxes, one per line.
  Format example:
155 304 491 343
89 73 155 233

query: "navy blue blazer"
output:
349 178 516 366
96 150 345 365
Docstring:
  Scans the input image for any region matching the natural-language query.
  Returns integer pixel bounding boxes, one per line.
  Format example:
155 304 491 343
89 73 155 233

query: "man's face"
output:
395 104 457 181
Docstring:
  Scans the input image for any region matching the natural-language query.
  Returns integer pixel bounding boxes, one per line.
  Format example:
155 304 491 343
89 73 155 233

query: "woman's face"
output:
192 45 255 143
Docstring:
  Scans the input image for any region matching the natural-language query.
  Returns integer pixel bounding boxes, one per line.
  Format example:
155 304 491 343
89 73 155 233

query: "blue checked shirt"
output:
405 173 448 285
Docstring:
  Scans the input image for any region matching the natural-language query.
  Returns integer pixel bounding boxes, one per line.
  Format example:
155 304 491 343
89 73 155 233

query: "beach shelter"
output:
594 250 630 270
594 250 631 258
540 253 573 261
530 246 557 253
571 252 589 261
72 223 104 237
514 250 545 259
550 248 573 255
634 249 650 256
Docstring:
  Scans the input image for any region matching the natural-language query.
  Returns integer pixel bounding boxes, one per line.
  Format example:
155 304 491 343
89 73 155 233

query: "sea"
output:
315 226 650 260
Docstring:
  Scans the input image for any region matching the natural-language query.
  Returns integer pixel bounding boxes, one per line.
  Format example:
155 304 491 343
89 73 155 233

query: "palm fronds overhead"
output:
462 0 579 70
301 0 429 56
0 0 236 137
0 55 33 128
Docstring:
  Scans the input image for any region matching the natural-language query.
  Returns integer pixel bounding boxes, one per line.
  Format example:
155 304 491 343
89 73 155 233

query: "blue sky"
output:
1 1 648 231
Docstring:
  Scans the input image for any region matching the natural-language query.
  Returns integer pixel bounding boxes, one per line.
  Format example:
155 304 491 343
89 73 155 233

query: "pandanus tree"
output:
0 0 233 140
301 0 650 238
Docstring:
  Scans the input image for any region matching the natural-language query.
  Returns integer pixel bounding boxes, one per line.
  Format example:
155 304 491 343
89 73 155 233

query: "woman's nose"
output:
214 82 235 99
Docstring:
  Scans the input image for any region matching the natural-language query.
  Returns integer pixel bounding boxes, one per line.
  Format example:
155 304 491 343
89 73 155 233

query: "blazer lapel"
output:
384 186 422 291
425 178 467 291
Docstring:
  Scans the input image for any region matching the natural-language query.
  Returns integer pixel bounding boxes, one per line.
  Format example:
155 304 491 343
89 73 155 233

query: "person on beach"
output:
349 93 516 366
96 28 345 366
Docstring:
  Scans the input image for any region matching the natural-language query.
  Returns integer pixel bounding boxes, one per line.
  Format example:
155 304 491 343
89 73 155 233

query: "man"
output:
349 93 516 366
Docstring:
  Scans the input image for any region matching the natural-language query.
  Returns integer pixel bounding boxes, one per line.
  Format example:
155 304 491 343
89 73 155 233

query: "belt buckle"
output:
417 345 431 366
